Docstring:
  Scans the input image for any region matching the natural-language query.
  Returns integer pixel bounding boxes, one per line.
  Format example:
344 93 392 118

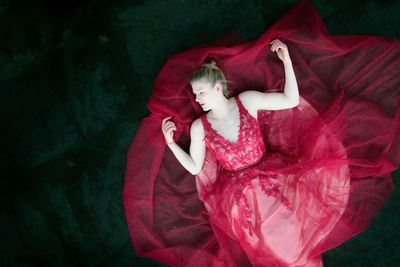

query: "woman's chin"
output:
200 105 209 111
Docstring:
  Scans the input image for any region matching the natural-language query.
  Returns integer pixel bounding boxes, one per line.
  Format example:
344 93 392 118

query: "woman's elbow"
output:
190 168 201 175
289 99 300 108
189 164 203 175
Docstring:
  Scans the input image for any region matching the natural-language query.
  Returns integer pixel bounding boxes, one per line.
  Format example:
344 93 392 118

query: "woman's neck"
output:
208 97 234 120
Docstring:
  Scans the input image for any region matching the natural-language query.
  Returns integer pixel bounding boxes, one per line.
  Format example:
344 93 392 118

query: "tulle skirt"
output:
196 94 395 266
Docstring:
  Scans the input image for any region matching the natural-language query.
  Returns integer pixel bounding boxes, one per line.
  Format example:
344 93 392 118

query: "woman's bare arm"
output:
240 39 299 113
162 117 205 175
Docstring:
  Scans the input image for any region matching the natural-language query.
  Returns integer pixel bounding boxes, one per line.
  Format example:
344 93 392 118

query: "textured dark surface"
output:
1 0 399 266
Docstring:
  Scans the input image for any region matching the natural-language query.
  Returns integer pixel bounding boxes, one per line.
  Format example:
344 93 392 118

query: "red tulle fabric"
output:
123 0 400 266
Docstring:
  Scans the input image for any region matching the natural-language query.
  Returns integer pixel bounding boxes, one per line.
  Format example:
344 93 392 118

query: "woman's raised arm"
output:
240 39 299 112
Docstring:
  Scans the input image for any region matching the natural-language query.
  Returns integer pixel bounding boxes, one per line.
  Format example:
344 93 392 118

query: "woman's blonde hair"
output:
190 60 230 98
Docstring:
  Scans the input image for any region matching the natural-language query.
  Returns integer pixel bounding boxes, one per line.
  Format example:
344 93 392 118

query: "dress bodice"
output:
200 96 266 171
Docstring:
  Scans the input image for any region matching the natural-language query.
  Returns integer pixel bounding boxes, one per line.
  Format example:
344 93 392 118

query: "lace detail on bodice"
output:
200 96 265 171
200 96 292 235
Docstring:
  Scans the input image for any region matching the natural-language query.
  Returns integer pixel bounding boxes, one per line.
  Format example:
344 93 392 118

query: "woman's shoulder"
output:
238 90 262 102
190 117 205 137
237 91 259 118
192 117 203 127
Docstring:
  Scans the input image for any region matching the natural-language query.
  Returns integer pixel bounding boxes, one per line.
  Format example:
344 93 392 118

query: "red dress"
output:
123 0 400 266
196 95 349 266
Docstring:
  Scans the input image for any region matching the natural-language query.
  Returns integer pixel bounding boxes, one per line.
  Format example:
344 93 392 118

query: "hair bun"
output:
202 60 219 70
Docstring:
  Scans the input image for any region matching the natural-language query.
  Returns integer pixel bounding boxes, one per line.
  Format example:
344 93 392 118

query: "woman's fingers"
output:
270 39 280 45
162 116 172 125
270 41 278 51
164 124 176 131
269 39 285 52
165 127 176 139
161 117 176 143
163 121 175 129
162 122 176 134
167 127 176 135
270 39 282 44
268 39 289 62
271 43 280 52
162 117 174 130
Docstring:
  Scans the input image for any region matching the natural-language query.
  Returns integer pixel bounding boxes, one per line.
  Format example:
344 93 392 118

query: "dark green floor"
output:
1 0 399 266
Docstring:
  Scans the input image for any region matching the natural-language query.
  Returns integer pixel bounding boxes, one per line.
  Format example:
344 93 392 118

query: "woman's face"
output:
191 78 221 111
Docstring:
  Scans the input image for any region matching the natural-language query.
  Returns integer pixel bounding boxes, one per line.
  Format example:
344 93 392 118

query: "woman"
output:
162 39 299 175
160 40 345 267
124 1 400 266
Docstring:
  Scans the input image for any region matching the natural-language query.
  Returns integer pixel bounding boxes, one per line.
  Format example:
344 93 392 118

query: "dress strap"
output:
234 95 248 116
200 114 210 131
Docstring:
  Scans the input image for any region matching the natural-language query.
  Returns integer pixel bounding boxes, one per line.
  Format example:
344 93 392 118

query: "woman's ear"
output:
214 81 222 92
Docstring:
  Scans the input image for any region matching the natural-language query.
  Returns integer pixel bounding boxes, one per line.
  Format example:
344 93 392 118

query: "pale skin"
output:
161 39 299 175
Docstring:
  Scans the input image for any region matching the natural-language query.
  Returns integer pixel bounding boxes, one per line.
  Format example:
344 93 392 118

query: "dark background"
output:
1 0 399 266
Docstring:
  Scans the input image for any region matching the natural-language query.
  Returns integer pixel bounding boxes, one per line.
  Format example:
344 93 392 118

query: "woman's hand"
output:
269 39 291 63
162 116 176 144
